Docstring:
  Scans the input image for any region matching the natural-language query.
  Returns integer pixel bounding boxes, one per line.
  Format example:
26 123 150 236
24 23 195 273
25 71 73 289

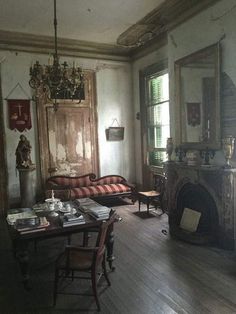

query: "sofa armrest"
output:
122 180 136 191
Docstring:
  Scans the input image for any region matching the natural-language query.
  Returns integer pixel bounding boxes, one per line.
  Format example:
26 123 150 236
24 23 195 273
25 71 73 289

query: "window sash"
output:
145 72 169 166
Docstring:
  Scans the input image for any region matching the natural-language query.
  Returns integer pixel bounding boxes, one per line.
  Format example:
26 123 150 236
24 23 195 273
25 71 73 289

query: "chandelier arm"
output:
54 0 58 57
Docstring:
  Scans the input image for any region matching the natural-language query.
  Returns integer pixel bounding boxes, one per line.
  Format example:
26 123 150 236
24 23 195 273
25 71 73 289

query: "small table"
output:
137 190 162 214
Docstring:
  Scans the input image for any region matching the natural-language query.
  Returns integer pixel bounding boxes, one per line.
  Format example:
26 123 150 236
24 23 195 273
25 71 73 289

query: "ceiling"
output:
0 0 219 60
0 0 165 45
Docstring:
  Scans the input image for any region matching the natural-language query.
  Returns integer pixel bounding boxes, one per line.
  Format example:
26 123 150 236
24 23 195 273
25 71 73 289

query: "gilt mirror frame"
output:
175 43 221 150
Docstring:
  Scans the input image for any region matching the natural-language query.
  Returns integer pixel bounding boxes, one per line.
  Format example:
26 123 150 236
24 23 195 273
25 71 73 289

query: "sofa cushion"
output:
71 183 131 199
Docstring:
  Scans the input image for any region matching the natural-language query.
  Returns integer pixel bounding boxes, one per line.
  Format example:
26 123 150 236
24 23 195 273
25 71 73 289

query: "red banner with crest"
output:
8 99 32 132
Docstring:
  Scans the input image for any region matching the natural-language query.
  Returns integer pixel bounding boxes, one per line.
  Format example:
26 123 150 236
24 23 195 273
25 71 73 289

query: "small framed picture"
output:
106 127 124 141
186 102 201 126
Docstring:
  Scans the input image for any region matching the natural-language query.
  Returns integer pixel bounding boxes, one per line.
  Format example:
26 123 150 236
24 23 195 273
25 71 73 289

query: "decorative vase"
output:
175 146 186 163
222 136 235 168
166 137 174 162
200 147 215 166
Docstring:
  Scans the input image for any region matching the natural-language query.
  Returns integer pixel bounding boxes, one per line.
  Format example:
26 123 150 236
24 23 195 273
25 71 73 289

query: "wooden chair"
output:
53 211 117 311
137 174 166 214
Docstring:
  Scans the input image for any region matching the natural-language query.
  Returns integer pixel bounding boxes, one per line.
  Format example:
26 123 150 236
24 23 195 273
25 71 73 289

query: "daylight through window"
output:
146 72 170 166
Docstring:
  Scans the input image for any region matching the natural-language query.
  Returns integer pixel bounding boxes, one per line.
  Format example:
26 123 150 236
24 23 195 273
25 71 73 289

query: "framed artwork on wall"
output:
106 127 124 141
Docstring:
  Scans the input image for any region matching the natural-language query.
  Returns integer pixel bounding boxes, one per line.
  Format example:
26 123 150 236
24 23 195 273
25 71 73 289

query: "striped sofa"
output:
45 173 135 202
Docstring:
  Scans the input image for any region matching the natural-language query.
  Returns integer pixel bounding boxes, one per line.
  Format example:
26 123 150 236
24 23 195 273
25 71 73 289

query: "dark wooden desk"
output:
8 207 116 289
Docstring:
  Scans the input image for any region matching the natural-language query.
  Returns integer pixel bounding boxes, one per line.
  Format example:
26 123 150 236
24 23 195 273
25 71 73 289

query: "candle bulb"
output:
51 190 54 200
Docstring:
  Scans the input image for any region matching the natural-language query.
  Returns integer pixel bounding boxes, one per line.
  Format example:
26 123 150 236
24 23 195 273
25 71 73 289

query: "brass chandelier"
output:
29 0 84 109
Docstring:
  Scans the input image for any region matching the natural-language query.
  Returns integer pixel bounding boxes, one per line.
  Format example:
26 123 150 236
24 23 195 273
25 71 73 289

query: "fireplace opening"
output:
169 183 219 245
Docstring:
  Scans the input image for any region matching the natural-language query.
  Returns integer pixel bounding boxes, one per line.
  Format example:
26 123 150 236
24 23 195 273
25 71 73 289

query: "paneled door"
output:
46 106 94 175
37 71 99 187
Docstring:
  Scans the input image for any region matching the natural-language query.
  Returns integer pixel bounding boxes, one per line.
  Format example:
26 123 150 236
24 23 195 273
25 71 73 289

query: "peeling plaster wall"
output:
96 65 135 180
168 0 236 165
132 46 168 186
0 50 134 204
132 0 236 185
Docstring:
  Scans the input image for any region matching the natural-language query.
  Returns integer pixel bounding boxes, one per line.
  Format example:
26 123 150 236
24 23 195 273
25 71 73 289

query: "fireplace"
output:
165 163 236 250
170 182 219 245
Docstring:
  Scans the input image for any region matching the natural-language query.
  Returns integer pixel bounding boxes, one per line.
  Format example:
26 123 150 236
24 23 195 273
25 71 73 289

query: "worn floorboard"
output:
1 202 236 313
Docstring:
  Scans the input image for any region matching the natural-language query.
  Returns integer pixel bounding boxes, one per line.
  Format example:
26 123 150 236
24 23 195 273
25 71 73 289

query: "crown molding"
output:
0 30 131 62
0 0 221 62
117 0 221 48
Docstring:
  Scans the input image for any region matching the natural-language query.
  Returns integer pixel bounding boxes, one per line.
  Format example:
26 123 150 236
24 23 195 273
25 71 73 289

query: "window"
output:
145 70 170 166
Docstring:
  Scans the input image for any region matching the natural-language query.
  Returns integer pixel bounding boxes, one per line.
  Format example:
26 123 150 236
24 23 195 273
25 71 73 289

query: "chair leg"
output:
34 239 39 252
147 198 150 214
138 198 141 211
102 255 111 286
53 268 59 306
83 231 90 247
91 269 100 311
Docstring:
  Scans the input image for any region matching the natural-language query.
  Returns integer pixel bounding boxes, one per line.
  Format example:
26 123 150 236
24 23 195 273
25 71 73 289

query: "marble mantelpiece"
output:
164 162 236 250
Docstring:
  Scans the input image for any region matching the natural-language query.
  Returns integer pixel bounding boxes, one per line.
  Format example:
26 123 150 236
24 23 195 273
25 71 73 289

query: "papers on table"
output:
15 217 50 234
7 208 37 225
60 212 85 227
6 208 49 234
77 198 111 220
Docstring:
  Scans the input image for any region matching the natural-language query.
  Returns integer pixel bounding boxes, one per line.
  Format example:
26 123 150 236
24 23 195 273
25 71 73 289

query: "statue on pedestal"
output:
15 135 36 207
15 135 34 169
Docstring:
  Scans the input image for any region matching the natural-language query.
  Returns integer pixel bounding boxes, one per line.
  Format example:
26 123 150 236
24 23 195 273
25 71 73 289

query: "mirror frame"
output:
175 43 221 150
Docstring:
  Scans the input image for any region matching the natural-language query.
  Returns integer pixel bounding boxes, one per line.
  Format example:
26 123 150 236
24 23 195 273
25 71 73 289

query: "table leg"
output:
147 198 150 214
106 224 115 271
138 198 141 211
14 240 31 290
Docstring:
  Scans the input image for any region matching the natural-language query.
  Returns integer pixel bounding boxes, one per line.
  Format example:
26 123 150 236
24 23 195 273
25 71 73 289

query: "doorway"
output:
37 71 99 189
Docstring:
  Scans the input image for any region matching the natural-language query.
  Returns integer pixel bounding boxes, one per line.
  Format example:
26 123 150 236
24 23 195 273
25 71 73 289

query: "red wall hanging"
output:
8 99 32 132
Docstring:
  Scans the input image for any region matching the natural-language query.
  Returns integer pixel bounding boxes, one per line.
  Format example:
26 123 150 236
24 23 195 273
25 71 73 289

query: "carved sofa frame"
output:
45 173 136 203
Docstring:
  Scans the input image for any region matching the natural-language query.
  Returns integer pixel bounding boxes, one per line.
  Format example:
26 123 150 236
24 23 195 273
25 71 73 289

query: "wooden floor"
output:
1 201 236 313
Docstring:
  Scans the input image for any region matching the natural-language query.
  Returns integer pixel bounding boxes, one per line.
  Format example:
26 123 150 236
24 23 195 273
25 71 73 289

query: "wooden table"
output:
7 202 116 289
137 190 162 214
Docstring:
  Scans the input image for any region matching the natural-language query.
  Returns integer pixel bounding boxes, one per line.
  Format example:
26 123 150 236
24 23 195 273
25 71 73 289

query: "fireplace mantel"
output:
164 162 236 249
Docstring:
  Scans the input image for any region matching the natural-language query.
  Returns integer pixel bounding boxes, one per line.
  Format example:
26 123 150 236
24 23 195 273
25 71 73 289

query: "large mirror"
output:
175 43 220 149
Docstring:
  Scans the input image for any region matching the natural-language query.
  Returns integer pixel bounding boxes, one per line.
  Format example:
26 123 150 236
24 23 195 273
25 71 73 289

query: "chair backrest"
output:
153 174 166 195
94 210 117 265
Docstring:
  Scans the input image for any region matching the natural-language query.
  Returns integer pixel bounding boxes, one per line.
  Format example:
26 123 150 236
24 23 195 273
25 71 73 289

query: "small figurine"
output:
175 146 186 162
15 135 33 169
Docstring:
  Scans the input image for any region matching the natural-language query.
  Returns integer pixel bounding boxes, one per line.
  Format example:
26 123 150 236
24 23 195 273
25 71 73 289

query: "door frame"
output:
0 69 9 216
36 70 99 189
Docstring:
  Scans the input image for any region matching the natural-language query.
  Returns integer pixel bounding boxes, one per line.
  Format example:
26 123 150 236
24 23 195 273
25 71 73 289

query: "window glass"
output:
146 72 170 166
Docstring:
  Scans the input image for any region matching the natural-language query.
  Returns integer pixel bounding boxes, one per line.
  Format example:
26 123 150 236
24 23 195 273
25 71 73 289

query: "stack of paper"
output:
61 213 85 227
15 216 49 234
76 198 111 220
86 204 111 220
7 208 37 225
